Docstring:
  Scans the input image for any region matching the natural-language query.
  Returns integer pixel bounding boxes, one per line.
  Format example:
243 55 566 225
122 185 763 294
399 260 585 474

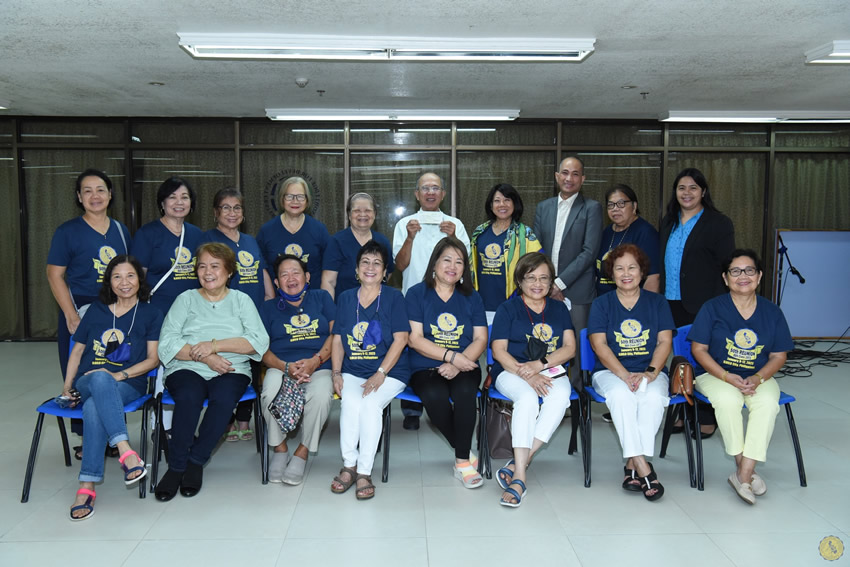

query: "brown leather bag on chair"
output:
669 355 694 405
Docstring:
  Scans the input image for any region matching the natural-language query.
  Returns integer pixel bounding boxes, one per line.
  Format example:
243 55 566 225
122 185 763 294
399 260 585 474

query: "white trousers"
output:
495 370 571 449
592 369 670 458
261 368 334 452
339 373 405 476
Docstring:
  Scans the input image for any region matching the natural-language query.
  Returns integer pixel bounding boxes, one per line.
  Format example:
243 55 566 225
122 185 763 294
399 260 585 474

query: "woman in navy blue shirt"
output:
62 255 162 520
330 240 409 500
690 250 793 505
407 237 488 488
491 252 576 507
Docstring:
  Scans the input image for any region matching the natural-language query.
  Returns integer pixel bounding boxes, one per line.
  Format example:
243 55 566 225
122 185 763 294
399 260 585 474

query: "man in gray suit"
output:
533 156 603 334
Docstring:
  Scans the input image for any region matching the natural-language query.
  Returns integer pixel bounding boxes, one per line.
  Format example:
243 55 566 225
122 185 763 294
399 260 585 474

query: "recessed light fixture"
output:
178 33 595 62
660 111 850 123
805 41 850 64
148 81 166 86
266 108 521 121
620 85 637 89
0 99 10 110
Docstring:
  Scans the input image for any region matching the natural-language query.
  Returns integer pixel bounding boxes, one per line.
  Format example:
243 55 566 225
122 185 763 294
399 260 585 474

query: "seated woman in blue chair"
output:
62 255 163 520
588 244 674 501
155 242 269 501
689 249 793 505
491 252 575 507
330 240 409 500
406 236 488 488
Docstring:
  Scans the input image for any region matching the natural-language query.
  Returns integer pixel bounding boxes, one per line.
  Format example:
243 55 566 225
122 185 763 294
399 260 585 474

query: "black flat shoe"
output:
692 425 716 440
155 469 183 502
180 461 203 497
403 416 420 430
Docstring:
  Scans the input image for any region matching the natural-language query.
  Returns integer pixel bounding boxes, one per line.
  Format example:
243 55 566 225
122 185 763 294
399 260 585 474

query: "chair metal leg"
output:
57 416 71 467
21 413 47 503
785 404 807 487
680 404 696 488
150 396 163 491
693 399 704 491
567 399 579 455
381 405 391 483
253 397 267 484
139 401 149 499
479 393 491 479
659 404 679 458
582 393 593 488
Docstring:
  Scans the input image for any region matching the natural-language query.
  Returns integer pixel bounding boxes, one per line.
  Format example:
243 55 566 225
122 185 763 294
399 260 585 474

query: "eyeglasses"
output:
523 275 552 284
606 199 632 210
284 194 307 202
728 266 757 277
217 205 243 213
417 185 443 194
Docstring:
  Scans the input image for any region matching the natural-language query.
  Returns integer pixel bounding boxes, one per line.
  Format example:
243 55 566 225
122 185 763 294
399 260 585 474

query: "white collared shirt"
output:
551 192 579 286
392 209 471 295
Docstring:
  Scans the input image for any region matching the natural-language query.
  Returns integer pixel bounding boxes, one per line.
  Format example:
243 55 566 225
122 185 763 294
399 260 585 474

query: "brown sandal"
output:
355 474 375 500
331 467 356 494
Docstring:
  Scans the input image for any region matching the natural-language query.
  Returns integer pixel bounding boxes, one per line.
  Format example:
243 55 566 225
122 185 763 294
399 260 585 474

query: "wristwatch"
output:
645 366 656 375
540 356 549 369
378 367 387 377
121 371 129 380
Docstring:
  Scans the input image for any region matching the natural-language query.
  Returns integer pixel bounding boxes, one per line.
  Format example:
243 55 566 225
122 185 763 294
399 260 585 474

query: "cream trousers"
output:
261 368 333 452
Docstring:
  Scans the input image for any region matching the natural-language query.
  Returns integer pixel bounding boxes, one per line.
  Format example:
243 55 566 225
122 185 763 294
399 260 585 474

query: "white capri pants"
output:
495 370 572 449
261 368 334 452
592 370 670 458
339 372 405 476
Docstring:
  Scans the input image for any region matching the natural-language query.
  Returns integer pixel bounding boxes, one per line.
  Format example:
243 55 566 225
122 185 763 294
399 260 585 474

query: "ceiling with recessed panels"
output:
1 0 848 119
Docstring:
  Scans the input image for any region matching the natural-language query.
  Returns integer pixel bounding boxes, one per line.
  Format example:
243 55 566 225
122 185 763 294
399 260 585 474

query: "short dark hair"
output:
513 252 555 296
484 183 524 223
603 243 650 281
213 187 243 209
604 183 640 215
558 155 585 174
195 242 236 282
664 168 719 220
356 239 389 268
99 255 150 303
722 249 763 274
157 177 196 216
75 169 113 211
422 236 473 295
273 253 308 279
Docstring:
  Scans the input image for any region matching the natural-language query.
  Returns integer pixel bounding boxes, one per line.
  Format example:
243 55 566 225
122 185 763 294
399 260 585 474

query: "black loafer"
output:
155 469 183 502
403 416 420 430
180 462 203 497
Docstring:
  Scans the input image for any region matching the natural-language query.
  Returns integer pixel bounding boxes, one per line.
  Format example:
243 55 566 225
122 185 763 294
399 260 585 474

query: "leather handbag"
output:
486 398 514 460
268 375 305 434
669 355 694 405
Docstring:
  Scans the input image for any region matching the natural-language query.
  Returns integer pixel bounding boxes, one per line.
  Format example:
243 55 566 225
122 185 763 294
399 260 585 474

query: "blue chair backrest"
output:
579 328 597 372
672 324 705 374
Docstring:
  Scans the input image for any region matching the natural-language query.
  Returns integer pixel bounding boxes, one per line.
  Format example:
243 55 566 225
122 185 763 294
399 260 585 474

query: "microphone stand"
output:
776 233 806 307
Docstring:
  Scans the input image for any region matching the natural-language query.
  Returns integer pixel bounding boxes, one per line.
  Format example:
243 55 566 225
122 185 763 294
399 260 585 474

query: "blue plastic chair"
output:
673 324 806 490
21 342 156 503
579 328 696 488
150 380 264 489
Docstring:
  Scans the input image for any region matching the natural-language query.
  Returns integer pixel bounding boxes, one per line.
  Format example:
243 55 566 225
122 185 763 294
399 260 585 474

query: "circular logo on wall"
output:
263 169 320 218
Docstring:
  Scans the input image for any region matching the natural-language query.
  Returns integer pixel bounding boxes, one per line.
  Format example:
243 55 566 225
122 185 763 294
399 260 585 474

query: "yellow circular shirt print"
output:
238 250 255 267
620 319 642 338
484 243 501 259
285 243 304 257
437 313 458 332
819 535 844 561
98 245 117 265
734 329 758 349
532 323 553 342
175 246 192 264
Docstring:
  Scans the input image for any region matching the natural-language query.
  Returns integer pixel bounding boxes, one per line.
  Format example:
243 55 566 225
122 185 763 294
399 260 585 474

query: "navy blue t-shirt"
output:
47 217 132 298
322 228 394 298
204 228 267 311
257 214 330 286
131 220 203 314
261 289 336 370
405 282 487 373
72 300 164 385
474 225 508 312
596 217 660 296
587 290 675 373
688 294 793 379
334 285 410 382
490 296 574 378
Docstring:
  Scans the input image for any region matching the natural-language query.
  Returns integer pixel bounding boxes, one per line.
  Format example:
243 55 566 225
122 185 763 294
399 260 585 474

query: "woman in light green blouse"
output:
155 242 269 501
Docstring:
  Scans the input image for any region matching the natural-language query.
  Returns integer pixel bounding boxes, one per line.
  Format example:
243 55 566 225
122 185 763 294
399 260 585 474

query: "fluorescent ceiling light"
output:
805 41 850 64
266 109 520 121
178 33 594 62
660 111 850 123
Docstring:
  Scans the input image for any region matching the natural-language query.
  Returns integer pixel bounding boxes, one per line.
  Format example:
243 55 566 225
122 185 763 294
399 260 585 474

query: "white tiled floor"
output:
2 342 848 566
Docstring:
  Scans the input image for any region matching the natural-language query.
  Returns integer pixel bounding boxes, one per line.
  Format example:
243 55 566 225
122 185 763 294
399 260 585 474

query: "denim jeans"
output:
73 370 147 483
165 370 249 472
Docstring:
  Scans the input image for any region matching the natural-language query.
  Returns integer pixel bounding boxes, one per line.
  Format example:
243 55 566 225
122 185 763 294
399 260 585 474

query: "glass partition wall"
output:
2 118 848 339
